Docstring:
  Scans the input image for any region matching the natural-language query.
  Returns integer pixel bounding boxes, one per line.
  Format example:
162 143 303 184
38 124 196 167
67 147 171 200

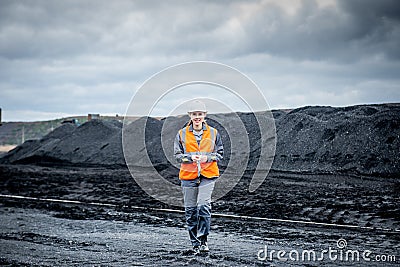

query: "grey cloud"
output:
337 0 400 59
0 1 92 59
239 0 400 62
0 1 241 61
1 0 399 62
0 0 399 121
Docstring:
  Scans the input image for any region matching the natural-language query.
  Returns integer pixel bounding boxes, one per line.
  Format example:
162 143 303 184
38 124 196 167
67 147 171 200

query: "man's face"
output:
190 111 206 128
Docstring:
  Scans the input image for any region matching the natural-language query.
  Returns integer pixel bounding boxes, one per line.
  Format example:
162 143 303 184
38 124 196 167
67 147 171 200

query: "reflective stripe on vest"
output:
179 123 220 180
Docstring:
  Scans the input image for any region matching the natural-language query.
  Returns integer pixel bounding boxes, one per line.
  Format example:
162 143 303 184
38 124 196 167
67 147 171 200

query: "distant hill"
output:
0 119 68 146
0 115 126 146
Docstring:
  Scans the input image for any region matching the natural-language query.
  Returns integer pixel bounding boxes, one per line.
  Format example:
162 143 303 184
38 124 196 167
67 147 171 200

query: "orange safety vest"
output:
179 123 220 180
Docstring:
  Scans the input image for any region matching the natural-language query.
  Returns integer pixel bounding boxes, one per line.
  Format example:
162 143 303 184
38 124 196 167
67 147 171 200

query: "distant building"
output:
88 114 100 121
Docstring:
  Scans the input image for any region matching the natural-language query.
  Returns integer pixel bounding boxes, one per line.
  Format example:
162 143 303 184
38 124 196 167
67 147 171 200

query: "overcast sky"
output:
0 0 399 121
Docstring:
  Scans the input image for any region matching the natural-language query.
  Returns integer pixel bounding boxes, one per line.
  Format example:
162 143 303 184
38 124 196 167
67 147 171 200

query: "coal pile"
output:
1 103 399 177
0 120 124 167
272 104 400 176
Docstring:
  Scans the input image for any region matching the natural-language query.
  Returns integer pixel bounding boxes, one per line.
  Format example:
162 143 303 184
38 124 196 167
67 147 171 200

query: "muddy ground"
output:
0 164 399 266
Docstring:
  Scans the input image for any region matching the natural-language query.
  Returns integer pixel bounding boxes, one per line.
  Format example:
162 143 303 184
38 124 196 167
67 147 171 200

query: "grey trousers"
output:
181 175 217 247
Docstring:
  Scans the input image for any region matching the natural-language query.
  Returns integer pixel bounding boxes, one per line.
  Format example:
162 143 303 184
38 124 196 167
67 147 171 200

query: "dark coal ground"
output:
0 164 399 266
0 103 399 266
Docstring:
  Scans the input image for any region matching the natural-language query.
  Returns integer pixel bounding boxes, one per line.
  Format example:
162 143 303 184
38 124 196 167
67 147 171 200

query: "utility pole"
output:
21 125 25 144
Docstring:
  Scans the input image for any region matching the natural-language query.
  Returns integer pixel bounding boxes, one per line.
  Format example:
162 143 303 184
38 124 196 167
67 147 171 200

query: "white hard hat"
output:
187 100 207 113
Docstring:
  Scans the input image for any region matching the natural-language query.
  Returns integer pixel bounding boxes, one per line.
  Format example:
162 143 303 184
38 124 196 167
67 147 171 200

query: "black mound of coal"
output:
273 104 400 176
1 120 124 166
1 103 399 177
0 123 77 165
